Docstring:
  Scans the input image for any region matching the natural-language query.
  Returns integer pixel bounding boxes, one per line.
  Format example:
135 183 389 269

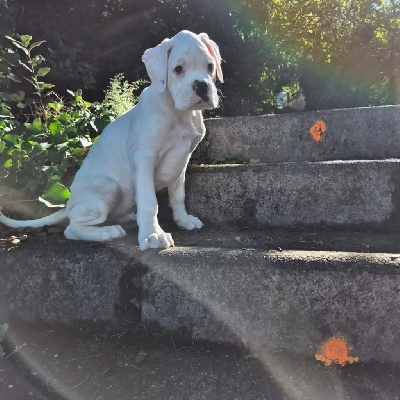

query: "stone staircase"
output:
188 105 400 230
1 105 400 365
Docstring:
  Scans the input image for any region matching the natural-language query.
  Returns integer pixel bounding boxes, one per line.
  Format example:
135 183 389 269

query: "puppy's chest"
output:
155 119 204 186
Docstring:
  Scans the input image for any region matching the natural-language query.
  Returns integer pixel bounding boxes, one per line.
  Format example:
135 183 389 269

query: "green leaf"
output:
7 73 21 83
26 119 44 133
49 121 61 135
70 111 80 118
36 67 50 77
20 141 32 151
3 134 18 145
92 114 112 132
31 54 45 66
5 35 18 44
52 131 69 144
29 41 45 51
55 113 70 123
10 93 20 102
47 146 64 163
28 140 45 153
37 82 54 90
20 35 33 46
0 106 13 118
48 102 63 112
3 159 12 168
64 126 77 135
72 146 85 155
0 141 5 153
17 91 25 101
6 36 29 54
41 182 70 205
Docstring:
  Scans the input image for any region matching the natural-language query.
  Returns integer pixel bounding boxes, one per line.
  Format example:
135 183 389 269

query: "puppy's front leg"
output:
168 173 203 230
130 152 174 250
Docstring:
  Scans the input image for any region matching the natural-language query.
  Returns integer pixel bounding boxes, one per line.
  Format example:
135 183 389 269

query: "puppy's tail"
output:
0 208 68 229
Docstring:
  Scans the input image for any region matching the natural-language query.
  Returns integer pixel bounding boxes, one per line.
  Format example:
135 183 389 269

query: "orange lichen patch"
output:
315 335 359 366
310 120 327 142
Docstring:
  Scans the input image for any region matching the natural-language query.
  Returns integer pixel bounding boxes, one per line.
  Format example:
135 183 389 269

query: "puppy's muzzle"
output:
193 80 209 102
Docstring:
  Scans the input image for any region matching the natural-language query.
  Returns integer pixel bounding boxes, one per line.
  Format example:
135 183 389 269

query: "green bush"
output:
103 73 146 117
0 35 113 207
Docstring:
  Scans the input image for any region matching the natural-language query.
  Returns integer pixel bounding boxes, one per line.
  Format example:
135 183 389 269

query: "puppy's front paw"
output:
175 214 204 230
139 231 175 251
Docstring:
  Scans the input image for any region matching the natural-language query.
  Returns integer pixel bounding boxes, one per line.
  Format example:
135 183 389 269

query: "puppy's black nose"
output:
193 80 209 101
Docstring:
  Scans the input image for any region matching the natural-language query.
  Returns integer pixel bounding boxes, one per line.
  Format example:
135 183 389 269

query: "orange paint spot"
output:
310 120 327 142
315 335 359 366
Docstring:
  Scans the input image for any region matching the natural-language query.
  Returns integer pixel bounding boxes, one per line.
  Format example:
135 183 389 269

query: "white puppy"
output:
0 30 224 250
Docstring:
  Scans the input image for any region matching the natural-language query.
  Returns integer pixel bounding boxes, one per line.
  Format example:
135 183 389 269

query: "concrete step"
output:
204 105 400 163
2 159 399 230
184 159 400 230
2 228 400 363
6 320 400 400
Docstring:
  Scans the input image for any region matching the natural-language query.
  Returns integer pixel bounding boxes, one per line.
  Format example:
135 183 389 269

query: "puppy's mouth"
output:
175 93 218 111
190 99 214 110
196 96 209 104
190 94 217 110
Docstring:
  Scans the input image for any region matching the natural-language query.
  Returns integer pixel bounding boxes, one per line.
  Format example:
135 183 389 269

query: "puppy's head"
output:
142 30 223 111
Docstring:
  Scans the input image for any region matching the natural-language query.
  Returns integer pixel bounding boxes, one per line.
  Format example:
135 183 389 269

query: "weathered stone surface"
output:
9 320 400 400
2 230 400 362
141 247 400 362
0 241 137 326
205 105 400 163
2 105 400 365
186 160 400 230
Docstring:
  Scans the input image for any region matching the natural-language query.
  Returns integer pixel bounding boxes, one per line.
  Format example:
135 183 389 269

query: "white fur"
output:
0 30 223 250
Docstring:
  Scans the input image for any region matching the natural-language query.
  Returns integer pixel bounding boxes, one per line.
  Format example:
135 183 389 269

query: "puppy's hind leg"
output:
64 204 127 241
116 212 137 224
64 180 127 242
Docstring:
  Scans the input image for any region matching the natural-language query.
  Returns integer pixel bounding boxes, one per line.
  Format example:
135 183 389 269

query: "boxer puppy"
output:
0 31 224 250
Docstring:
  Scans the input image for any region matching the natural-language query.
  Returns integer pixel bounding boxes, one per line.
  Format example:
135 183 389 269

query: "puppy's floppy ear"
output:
198 33 224 83
142 38 172 93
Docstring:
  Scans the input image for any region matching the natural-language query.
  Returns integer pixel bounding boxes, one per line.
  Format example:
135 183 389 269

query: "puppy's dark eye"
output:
174 65 183 74
207 63 214 73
